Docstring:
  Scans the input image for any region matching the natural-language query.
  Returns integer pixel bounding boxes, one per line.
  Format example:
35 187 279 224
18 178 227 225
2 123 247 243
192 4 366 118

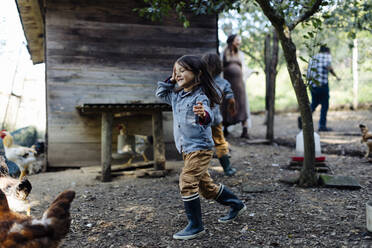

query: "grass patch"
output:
245 67 372 112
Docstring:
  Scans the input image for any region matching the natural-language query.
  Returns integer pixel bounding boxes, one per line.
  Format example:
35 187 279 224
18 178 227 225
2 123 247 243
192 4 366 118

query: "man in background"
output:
300 45 341 132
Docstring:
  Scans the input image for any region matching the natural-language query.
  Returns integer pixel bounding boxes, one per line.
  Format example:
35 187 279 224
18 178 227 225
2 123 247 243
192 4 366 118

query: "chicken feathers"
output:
0 189 75 248
0 156 32 214
1 131 36 179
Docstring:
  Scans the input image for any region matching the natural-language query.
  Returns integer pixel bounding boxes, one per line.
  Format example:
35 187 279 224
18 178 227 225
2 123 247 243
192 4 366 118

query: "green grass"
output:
246 66 372 112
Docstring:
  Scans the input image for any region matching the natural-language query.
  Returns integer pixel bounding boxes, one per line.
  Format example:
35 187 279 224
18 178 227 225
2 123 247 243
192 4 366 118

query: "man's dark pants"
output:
310 85 329 129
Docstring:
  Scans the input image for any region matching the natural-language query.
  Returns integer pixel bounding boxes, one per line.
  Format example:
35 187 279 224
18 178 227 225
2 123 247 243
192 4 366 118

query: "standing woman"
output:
222 34 252 139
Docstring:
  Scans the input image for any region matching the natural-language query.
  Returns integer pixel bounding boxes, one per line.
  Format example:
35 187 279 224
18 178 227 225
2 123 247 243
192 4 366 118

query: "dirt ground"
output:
26 110 372 248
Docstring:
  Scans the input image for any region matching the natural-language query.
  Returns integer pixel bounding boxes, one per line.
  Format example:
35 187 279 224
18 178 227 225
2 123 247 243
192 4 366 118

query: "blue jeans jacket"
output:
156 80 214 154
212 76 234 126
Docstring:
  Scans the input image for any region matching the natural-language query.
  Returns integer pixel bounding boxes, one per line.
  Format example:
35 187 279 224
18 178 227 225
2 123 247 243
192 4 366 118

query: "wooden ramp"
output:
244 139 271 144
81 161 171 179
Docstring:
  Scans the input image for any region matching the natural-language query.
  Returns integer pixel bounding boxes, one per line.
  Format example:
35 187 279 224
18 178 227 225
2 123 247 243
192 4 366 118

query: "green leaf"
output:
183 20 190 28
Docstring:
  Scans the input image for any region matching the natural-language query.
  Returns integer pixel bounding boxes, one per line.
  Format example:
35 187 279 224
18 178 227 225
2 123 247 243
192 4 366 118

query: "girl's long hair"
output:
201 53 222 78
176 55 222 107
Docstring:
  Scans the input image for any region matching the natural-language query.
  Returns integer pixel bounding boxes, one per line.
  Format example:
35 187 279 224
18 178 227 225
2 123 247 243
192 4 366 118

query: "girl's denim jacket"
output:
212 76 234 126
156 79 214 154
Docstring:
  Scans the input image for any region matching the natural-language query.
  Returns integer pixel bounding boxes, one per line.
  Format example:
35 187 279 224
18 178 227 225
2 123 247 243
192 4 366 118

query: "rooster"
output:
1 130 36 180
0 189 75 248
0 156 32 215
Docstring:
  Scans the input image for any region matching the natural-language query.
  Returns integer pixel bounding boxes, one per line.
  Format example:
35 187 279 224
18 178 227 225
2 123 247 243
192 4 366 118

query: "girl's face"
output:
174 62 196 89
232 36 241 48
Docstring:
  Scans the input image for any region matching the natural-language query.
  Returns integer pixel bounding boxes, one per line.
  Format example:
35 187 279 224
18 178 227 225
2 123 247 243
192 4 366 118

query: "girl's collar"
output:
179 84 201 97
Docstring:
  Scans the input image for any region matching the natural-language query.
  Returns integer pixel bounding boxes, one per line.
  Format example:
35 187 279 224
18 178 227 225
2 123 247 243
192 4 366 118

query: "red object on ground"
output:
291 156 326 162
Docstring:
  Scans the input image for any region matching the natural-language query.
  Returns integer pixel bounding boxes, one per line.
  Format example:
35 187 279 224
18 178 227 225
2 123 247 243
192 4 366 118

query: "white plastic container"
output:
296 130 321 157
367 201 372 232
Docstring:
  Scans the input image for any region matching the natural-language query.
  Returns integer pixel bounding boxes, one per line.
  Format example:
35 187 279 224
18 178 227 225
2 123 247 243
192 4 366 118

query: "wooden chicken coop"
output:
16 0 218 181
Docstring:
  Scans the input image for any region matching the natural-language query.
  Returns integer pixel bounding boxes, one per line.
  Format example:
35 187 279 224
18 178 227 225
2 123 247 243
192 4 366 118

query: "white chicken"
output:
117 124 151 167
1 131 36 180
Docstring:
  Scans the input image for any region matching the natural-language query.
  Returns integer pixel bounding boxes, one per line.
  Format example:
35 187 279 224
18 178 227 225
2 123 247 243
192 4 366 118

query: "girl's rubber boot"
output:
216 186 246 223
223 126 230 137
173 196 205 240
240 127 250 139
218 155 236 176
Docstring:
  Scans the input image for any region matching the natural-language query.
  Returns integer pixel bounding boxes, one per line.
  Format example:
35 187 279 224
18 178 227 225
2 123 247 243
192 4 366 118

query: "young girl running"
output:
202 52 237 176
156 55 246 240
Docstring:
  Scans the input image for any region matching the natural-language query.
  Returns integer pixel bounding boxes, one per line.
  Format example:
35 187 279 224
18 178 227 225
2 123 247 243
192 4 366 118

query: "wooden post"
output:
101 112 113 182
265 30 279 142
352 38 358 110
152 111 165 170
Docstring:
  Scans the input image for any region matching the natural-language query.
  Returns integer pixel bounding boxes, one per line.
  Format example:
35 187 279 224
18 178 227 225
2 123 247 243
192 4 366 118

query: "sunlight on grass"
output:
246 67 372 112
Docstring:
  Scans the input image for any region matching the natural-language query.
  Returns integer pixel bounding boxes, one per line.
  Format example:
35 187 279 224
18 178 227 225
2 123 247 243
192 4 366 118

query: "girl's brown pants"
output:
180 150 221 199
212 123 229 158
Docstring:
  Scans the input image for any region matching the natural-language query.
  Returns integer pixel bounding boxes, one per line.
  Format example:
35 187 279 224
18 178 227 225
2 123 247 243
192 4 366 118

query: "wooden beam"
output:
152 111 165 170
16 0 44 64
101 112 113 182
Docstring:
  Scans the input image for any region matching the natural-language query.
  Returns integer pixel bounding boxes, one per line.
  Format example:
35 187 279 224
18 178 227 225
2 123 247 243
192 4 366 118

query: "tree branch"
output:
288 0 323 30
240 49 265 70
254 0 285 32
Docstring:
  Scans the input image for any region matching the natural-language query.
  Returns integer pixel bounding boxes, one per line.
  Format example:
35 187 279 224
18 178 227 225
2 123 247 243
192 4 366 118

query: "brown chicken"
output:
360 124 372 158
0 156 32 215
0 189 75 248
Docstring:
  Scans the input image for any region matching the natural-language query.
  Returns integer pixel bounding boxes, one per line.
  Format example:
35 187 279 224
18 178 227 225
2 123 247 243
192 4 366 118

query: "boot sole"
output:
218 204 247 223
173 230 206 240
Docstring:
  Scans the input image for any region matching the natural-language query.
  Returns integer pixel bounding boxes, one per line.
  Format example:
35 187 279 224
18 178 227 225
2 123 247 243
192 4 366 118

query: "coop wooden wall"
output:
45 0 217 167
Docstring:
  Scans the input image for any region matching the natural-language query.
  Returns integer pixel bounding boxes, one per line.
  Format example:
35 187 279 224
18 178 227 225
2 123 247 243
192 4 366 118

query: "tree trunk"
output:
254 0 321 187
276 31 317 187
264 34 270 126
352 38 358 110
264 30 279 142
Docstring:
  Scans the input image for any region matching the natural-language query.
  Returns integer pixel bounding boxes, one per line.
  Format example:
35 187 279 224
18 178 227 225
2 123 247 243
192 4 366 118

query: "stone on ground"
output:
319 174 361 189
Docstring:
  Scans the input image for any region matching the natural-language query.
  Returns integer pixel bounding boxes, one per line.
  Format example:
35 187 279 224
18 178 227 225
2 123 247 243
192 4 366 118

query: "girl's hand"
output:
228 98 236 116
193 102 206 118
171 65 177 83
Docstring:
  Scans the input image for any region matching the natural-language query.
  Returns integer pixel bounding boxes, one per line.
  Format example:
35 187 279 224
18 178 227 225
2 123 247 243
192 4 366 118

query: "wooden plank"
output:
152 111 165 170
47 55 181 71
101 112 113 182
46 24 216 43
46 84 163 106
47 41 215 54
47 68 170 85
46 42 212 61
47 142 101 167
46 1 216 28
